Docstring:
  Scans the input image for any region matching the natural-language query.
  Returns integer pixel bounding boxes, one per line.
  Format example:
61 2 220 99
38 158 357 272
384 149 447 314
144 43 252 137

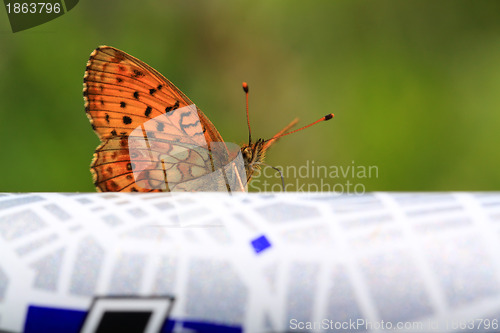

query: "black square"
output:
96 311 152 333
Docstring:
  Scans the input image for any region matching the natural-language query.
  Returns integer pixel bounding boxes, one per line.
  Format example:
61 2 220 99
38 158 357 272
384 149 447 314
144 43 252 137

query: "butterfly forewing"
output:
84 46 223 143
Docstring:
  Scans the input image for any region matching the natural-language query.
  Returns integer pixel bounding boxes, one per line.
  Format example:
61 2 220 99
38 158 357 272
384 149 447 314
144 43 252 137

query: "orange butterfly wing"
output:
83 46 228 192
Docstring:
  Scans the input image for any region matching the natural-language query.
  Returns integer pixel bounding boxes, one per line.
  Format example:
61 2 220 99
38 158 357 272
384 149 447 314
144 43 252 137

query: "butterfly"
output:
83 46 333 192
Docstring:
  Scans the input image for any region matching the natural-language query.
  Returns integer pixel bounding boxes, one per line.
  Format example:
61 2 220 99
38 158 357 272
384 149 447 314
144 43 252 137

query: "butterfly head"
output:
241 139 266 181
239 82 334 184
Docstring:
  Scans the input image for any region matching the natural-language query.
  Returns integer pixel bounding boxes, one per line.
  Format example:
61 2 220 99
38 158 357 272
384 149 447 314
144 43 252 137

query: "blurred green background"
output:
1 0 499 192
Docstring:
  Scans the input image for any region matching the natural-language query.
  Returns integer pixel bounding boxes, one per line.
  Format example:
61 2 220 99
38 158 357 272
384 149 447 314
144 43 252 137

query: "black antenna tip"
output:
242 82 249 93
324 113 334 121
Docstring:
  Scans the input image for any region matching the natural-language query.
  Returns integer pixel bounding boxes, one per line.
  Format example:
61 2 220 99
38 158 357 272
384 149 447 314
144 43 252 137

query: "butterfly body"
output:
240 117 297 183
241 139 265 183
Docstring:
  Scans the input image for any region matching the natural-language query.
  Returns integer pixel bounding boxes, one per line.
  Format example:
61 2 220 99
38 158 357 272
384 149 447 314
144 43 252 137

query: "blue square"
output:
25 305 86 333
251 235 271 254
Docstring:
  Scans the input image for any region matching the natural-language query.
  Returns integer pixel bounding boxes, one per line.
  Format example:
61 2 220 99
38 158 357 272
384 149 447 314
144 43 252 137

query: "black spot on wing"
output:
165 100 180 113
132 69 144 77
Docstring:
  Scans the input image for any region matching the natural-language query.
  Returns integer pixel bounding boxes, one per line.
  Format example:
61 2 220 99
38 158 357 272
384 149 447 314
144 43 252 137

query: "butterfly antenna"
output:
264 113 334 143
243 82 252 145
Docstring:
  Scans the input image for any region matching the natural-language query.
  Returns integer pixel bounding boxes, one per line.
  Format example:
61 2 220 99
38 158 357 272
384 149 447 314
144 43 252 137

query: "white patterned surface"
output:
0 192 500 332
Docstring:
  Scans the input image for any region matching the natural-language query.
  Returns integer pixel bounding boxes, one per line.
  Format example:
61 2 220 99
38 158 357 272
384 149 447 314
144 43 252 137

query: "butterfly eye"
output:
241 147 252 161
